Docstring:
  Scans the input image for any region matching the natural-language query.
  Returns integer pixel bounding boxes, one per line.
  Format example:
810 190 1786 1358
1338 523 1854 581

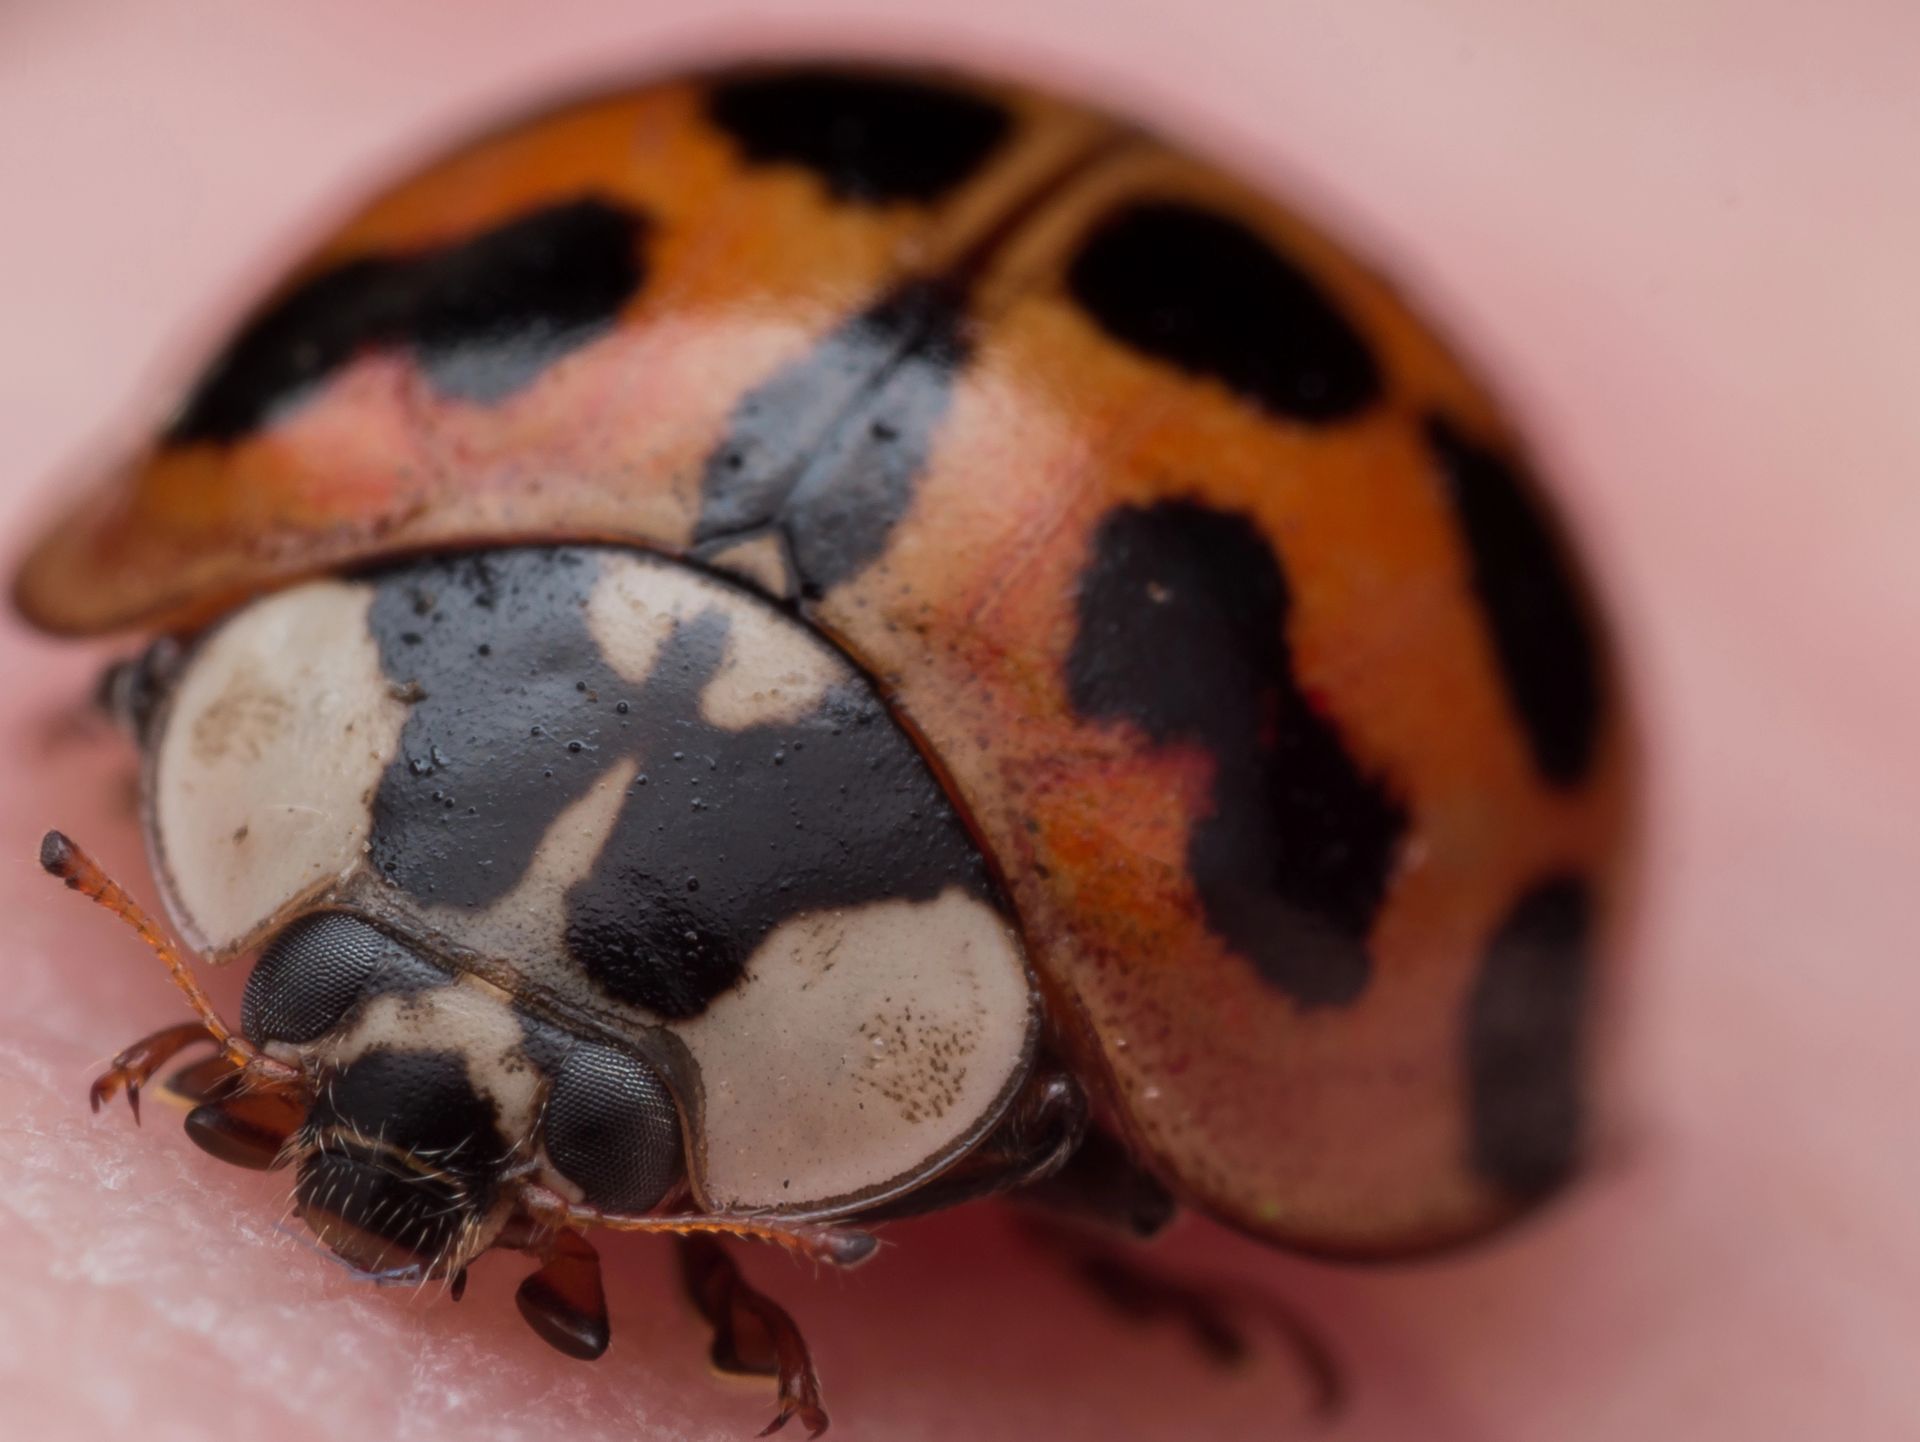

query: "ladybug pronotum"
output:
16 62 1632 1433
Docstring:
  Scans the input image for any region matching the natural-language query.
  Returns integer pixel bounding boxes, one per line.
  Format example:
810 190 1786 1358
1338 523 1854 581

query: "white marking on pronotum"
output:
148 580 409 956
585 552 842 730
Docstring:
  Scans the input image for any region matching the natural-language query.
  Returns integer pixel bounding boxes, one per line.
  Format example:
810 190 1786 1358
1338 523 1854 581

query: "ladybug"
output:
17 62 1631 1434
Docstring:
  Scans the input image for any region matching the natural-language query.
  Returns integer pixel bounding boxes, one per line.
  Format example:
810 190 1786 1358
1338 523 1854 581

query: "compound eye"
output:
543 1043 683 1213
241 912 433 1045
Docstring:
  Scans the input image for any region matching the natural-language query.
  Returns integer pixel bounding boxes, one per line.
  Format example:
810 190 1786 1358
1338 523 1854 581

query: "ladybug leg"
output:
88 1020 216 1123
35 640 179 756
87 1018 307 1174
163 1052 247 1104
91 637 181 738
1066 1241 1249 1366
1021 1210 1343 1418
500 1188 860 1432
1007 1129 1342 1413
677 1233 829 1439
89 1022 308 1172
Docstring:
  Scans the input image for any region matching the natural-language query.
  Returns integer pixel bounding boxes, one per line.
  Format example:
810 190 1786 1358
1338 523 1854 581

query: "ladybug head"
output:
236 913 518 1279
240 913 691 1284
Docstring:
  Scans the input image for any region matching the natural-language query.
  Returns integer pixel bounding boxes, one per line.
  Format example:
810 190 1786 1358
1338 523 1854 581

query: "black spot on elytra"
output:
364 546 999 1019
241 912 447 1046
1066 201 1381 423
707 69 1012 204
166 197 648 444
694 280 971 599
1066 502 1406 1007
1426 414 1603 786
1465 876 1593 1198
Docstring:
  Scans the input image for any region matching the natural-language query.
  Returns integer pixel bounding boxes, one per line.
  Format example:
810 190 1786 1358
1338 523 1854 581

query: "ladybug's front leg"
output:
90 1024 309 1170
88 1020 216 1123
677 1234 828 1439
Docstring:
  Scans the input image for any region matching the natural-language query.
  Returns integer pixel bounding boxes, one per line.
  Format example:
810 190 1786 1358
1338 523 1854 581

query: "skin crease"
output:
3 2 1918 1440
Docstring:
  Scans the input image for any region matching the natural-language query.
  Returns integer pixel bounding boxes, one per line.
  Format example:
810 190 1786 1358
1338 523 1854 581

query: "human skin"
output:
3 3 1917 1440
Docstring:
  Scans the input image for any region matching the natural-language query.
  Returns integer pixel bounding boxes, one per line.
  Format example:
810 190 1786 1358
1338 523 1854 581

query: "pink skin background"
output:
3 2 1917 1439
